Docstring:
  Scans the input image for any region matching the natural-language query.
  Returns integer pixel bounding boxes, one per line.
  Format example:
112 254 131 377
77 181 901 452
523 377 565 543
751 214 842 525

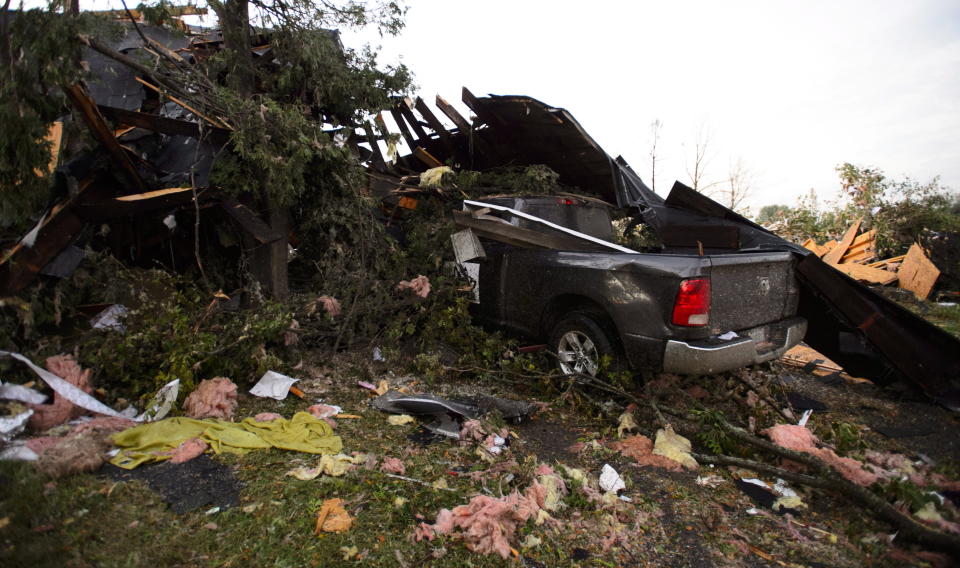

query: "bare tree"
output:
649 119 661 192
685 122 720 193
721 157 753 211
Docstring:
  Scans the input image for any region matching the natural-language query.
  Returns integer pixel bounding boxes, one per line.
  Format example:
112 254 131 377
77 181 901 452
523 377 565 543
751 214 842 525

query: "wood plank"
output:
413 97 456 155
362 120 388 172
866 254 906 269
220 198 283 244
64 84 148 192
436 94 497 162
822 218 861 265
397 98 430 141
829 261 898 285
388 106 419 151
840 229 876 264
98 105 230 145
435 95 472 133
452 210 610 252
461 87 504 130
897 243 940 300
75 187 200 220
413 147 443 168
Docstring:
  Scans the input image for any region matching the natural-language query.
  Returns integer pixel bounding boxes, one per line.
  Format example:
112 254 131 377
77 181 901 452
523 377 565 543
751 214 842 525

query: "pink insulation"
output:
184 377 238 420
317 295 342 318
612 435 684 472
397 275 431 298
29 355 94 431
72 417 136 435
254 412 283 422
762 424 880 486
415 479 552 558
379 457 406 475
169 438 209 463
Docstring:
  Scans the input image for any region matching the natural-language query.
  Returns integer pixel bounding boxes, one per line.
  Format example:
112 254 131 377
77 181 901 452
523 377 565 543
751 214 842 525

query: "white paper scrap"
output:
718 331 739 341
250 371 299 400
0 351 129 419
0 410 33 441
0 442 39 461
90 304 128 332
136 378 180 422
0 381 48 405
599 463 626 493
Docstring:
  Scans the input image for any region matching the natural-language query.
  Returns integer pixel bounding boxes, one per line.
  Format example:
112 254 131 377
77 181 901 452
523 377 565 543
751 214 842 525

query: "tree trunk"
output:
210 0 253 95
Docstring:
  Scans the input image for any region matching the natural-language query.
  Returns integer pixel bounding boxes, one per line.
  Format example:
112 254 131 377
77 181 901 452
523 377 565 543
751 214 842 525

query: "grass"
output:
0 352 947 567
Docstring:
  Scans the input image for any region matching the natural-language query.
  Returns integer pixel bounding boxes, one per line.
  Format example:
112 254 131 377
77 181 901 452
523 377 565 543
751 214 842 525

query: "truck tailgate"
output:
708 252 798 333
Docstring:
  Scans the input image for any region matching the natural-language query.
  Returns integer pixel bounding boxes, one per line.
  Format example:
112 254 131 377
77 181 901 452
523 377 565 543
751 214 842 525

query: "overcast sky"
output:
56 0 960 212
344 0 960 212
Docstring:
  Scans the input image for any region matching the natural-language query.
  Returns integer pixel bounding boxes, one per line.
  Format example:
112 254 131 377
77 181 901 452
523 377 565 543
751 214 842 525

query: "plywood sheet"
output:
898 243 940 300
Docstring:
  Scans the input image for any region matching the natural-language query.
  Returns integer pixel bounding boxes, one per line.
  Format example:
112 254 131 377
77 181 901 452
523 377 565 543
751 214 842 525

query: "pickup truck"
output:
460 196 807 376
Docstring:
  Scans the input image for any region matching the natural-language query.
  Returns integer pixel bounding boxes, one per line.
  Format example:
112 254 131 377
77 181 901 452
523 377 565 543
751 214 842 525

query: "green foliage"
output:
74 263 293 397
878 478 937 512
762 164 960 257
135 0 181 27
756 204 791 226
0 6 108 238
825 421 864 455
692 409 739 455
452 165 566 195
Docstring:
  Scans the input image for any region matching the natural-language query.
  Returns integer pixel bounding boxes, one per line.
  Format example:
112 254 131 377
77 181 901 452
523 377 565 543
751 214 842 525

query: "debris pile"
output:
802 219 942 300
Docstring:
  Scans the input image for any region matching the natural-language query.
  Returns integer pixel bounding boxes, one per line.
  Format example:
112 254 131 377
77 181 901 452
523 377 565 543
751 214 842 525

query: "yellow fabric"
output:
110 411 342 469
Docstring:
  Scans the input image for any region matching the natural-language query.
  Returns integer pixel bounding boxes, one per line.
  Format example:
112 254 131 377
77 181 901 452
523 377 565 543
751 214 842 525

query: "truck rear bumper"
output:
629 317 806 375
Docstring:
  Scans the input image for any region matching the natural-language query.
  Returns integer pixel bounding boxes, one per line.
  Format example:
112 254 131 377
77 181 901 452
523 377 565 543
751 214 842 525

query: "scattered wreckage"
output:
2 17 958 411
372 90 960 408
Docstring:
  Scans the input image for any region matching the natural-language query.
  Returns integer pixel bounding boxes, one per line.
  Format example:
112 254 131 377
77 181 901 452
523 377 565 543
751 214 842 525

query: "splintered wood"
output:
804 222 941 297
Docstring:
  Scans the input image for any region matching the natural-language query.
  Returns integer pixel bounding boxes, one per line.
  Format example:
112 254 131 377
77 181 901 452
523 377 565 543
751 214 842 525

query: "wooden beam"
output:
97 105 230 145
362 120 388 172
388 106 419 151
436 94 497 161
74 187 202 220
822 218 861 265
220 198 282 244
435 95 472 134
413 147 443 168
452 210 610 252
461 87 504 130
898 243 940 300
413 97 457 156
397 98 430 141
64 84 148 192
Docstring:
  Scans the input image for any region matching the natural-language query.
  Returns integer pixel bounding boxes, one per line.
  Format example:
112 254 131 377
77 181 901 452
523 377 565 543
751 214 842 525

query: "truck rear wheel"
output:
549 312 624 376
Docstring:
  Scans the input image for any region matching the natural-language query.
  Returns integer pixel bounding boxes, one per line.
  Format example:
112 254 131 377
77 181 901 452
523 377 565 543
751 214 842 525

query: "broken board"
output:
897 243 940 300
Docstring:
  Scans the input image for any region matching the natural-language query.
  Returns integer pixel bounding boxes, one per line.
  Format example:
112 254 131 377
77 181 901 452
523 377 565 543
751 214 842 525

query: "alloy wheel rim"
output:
557 330 598 376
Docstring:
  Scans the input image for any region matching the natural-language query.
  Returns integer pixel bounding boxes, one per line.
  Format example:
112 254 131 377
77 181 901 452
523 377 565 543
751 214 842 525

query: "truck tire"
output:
549 312 625 377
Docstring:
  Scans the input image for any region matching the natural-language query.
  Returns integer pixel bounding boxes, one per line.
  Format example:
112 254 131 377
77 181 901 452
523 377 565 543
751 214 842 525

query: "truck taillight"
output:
672 278 711 327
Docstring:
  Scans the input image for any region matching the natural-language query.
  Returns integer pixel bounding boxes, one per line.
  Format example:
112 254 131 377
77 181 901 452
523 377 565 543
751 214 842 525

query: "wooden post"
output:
247 204 289 300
